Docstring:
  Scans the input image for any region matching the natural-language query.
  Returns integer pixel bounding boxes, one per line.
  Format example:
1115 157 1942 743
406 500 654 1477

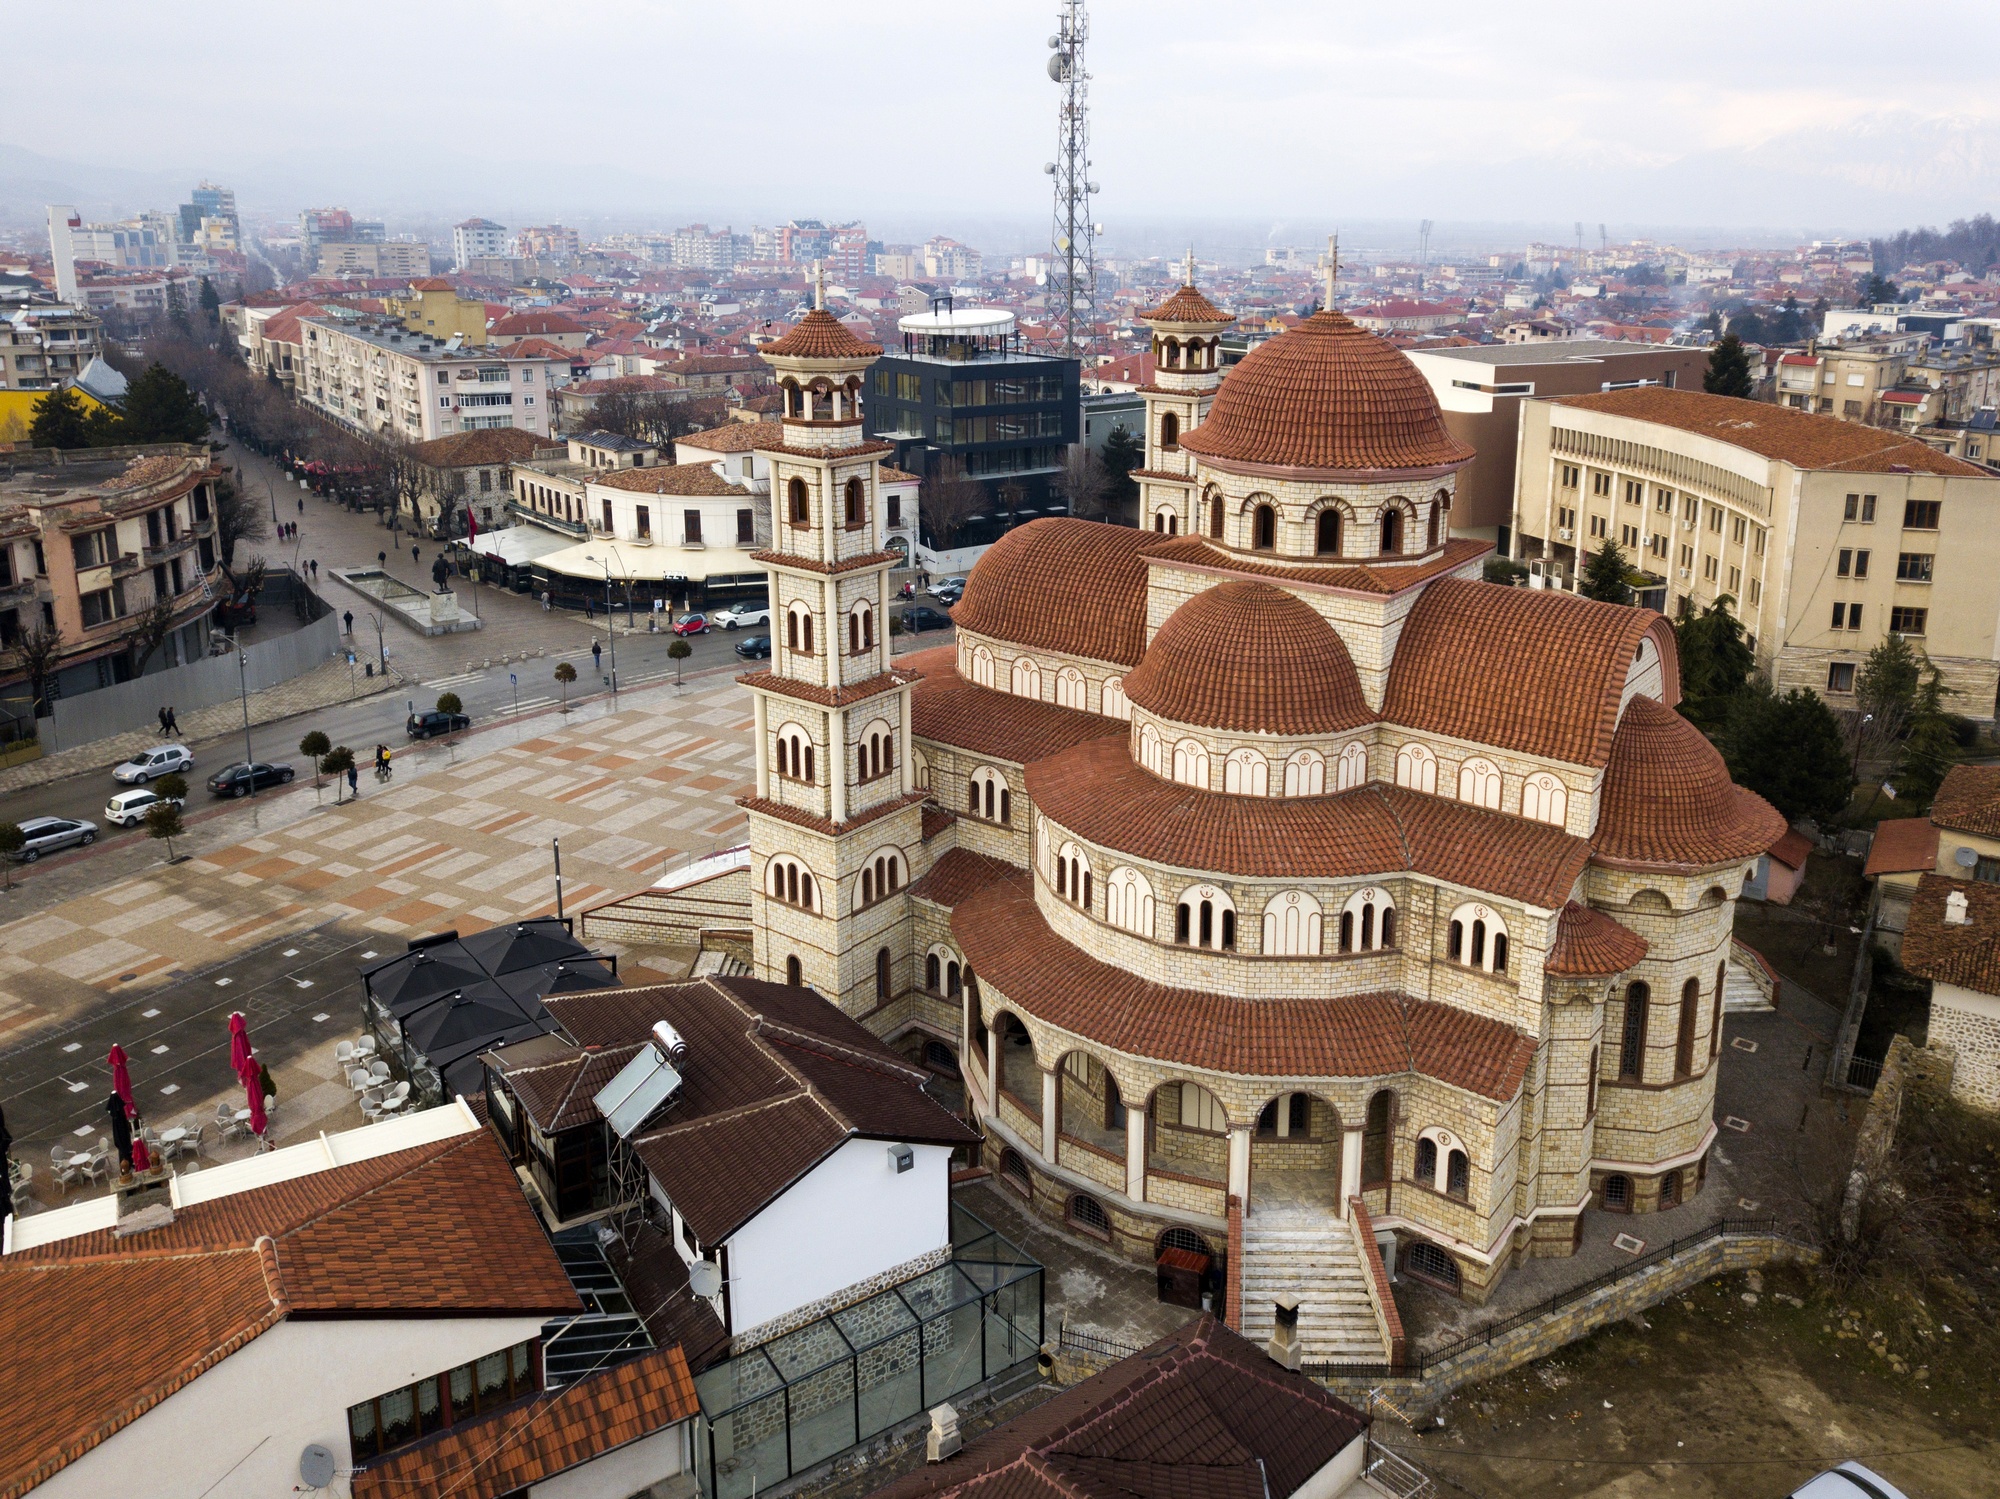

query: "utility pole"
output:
1045 1 1100 357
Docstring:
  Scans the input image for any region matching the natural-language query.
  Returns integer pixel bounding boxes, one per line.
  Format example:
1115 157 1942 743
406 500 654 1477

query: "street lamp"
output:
582 553 620 702
210 629 256 791
365 610 388 678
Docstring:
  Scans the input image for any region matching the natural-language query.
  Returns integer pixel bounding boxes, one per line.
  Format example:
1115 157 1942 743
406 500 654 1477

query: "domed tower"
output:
745 265 925 1013
1136 251 1234 536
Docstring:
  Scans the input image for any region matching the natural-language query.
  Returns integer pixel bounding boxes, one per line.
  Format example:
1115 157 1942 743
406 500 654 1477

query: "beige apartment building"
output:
1774 332 2000 434
1515 387 2000 720
314 240 433 278
296 314 557 442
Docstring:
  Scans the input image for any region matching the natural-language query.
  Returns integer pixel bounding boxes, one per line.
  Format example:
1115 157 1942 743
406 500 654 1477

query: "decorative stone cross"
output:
1324 233 1340 311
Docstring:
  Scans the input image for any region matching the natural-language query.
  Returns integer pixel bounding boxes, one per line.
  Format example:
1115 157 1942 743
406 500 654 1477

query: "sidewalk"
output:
0 657 405 797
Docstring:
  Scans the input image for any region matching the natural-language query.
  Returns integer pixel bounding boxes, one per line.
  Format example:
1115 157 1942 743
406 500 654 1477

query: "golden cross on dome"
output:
1325 233 1339 311
1184 246 1195 287
813 259 825 311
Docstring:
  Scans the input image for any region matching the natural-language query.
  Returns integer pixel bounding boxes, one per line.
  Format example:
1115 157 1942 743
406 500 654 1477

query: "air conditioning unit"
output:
1679 567 1692 580
1558 527 1574 542
1682 518 1696 529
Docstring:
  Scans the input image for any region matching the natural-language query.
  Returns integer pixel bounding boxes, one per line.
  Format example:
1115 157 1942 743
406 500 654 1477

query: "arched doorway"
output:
1249 1091 1343 1210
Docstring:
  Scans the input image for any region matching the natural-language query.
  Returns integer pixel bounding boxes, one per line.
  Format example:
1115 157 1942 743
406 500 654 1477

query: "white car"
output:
712 601 771 630
928 576 968 598
1789 1465 1909 1499
104 788 186 828
112 744 193 785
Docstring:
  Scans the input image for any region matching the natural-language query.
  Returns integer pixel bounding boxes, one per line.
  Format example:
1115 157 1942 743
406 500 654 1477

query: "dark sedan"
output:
899 606 953 633
207 761 295 798
407 711 471 740
733 634 772 660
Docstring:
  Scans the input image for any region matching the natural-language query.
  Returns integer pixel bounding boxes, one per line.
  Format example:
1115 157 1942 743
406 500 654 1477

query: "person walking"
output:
346 763 359 798
163 706 180 738
540 588 551 612
342 609 354 635
157 706 170 736
297 496 305 517
411 545 420 566
378 550 387 569
591 639 602 674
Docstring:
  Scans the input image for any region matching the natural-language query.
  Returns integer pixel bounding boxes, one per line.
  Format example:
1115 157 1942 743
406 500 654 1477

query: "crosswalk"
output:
421 668 489 691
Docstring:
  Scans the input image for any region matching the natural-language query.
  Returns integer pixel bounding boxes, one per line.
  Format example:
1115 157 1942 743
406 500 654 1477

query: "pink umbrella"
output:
131 1134 152 1173
244 1062 267 1137
108 1044 135 1116
228 1012 251 1072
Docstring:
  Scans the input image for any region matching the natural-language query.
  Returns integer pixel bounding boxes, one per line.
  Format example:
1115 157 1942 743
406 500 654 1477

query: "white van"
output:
104 788 185 828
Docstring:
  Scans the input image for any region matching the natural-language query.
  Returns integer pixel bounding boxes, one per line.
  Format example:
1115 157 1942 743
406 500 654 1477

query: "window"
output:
1209 495 1225 539
1262 890 1323 955
1903 499 1940 530
1659 1170 1681 1209
1586 1046 1599 1118
1619 982 1648 1080
786 603 815 655
1054 665 1086 709
1402 1239 1460 1291
1284 748 1327 797
1315 507 1342 556
1844 493 1876 522
1853 550 1869 578
844 477 865 528
1676 977 1699 1077
601 499 614 532
852 604 875 655
1067 1194 1112 1238
1592 472 1611 496
1103 866 1153 934
1560 464 1579 489
737 508 754 545
1832 602 1847 630
999 1148 1032 1197
1447 903 1508 973
1159 412 1180 449
1252 503 1276 551
969 767 1011 823
1174 1082 1226 1133
1457 756 1502 810
767 855 818 911
876 947 892 1000
1711 960 1727 1060
775 723 814 783
1223 747 1269 795
1445 1149 1469 1201
1827 661 1856 692
786 955 803 986
1589 515 1608 538
1602 1174 1632 1211
1010 655 1040 697
1174 885 1236 950
1170 738 1209 789
1895 552 1934 582
1394 742 1437 794
1338 888 1395 953
1380 506 1404 555
788 476 810 526
347 1341 536 1462
1414 1136 1437 1182
1890 606 1927 634
1361 1090 1393 1185
1336 741 1366 792
1522 772 1567 826
1624 480 1642 505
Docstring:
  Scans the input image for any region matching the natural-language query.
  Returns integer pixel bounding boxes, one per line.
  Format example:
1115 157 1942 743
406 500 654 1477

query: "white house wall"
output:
529 1423 690 1499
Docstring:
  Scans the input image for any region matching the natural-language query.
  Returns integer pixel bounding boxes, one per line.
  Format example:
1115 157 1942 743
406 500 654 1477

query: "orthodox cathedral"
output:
732 267 1783 1357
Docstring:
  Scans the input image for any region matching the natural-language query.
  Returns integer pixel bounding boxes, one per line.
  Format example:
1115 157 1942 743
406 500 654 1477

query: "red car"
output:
672 612 710 636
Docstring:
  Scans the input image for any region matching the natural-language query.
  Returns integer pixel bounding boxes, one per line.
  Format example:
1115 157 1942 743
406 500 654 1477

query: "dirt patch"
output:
1733 851 1871 1003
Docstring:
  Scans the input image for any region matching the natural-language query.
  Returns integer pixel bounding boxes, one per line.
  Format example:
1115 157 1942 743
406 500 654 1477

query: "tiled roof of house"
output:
500 1042 644 1131
1140 283 1233 326
868 1316 1365 1499
1592 697 1787 870
0 1132 577 1499
676 419 783 453
349 1345 699 1499
1026 736 1592 908
951 518 1158 668
1769 828 1814 870
1142 534 1487 596
908 653 1123 766
1178 311 1475 473
953 874 1537 1098
490 309 588 337
538 977 977 1244
1551 388 1987 476
592 464 745 496
1123 581 1373 735
1900 874 2000 995
406 426 543 469
1383 578 1677 767
1930 764 2000 837
605 1222 732 1370
1544 901 1649 975
759 308 882 361
906 846 1018 907
1863 818 1939 878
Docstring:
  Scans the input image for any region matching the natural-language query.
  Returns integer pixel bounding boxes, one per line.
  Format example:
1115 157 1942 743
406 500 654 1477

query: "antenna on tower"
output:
1599 223 1608 253
1575 221 1584 260
1323 233 1339 312
1418 219 1433 268
1046 1 1099 357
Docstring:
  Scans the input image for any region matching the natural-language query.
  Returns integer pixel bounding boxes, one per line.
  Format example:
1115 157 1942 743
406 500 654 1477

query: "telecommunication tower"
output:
1044 3 1100 356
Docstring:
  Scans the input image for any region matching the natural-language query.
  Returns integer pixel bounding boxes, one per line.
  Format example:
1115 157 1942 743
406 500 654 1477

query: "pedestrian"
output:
412 545 420 566
585 595 594 620
157 706 169 736
164 706 180 738
346 763 359 798
309 559 318 581
297 496 304 516
259 1058 277 1105
343 610 354 634
541 589 551 611
378 551 387 569
591 639 602 673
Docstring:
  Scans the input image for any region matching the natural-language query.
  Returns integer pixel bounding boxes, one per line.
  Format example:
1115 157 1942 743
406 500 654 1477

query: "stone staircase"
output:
578 848 751 950
1235 1204 1389 1363
1722 956 1775 1013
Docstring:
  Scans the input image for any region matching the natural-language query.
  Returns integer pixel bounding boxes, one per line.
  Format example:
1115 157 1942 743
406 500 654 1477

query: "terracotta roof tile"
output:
738 790 927 838
406 426 544 469
1384 578 1677 767
1769 829 1814 870
1123 581 1373 735
1544 901 1649 975
1864 818 1939 878
749 544 902 574
1592 697 1787 870
592 464 746 496
1177 311 1475 473
1143 535 1487 596
605 1222 731 1370
1140 283 1233 326
953 873 1536 1098
910 659 1123 765
908 846 1016 906
1900 874 2000 995
1930 764 2000 837
735 667 910 709
951 519 1158 667
502 1044 645 1131
759 308 883 361
1026 737 1591 909
676 419 784 453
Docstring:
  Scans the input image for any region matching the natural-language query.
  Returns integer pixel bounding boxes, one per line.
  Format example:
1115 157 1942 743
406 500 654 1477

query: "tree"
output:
919 465 985 553
1675 596 1755 730
321 745 355 804
165 280 192 339
198 277 221 326
1893 668 1961 807
668 637 692 687
1577 538 1635 606
299 730 331 799
1859 273 1899 308
1723 680 1854 823
15 625 63 717
554 660 577 711
1481 556 1526 586
1098 425 1144 523
125 594 180 679
1703 333 1754 398
0 824 21 889
153 772 187 804
1062 444 1113 523
143 799 186 862
214 475 268 570
108 363 210 445
436 691 463 717
1852 633 1923 774
27 387 92 449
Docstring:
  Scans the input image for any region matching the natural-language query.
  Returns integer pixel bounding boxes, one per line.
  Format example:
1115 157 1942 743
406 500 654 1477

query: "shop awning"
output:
533 536 762 583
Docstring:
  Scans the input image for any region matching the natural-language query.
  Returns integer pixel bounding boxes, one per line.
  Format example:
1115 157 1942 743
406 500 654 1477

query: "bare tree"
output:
214 474 269 570
13 626 63 717
920 465 986 553
1063 444 1114 523
126 594 180 678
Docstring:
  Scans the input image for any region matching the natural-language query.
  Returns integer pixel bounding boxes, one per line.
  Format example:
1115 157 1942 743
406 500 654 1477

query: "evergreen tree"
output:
1855 633 1923 741
198 276 221 324
1577 538 1634 606
1859 273 1899 308
110 363 210 445
1098 425 1143 521
165 279 191 338
1723 680 1854 823
1703 333 1754 398
1675 596 1754 729
27 387 91 449
1894 668 1961 807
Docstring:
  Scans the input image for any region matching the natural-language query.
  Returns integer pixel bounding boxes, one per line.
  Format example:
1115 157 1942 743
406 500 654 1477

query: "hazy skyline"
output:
6 0 1998 250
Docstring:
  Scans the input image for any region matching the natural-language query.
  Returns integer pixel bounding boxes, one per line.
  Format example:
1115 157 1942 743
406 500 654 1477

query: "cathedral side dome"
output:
949 517 1155 667
1593 696 1787 868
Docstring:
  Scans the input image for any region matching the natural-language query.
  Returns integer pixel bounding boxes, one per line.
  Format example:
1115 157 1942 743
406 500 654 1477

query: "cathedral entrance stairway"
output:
578 847 750 949
1723 955 1776 1013
1236 1199 1389 1364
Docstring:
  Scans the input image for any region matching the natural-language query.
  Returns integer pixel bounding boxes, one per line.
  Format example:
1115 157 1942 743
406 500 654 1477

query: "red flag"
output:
466 507 477 545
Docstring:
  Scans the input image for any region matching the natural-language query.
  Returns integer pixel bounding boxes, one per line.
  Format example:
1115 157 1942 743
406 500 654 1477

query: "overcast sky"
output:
6 0 1997 249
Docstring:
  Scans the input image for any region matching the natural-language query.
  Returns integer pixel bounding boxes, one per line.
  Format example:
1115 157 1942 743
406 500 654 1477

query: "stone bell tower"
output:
742 265 926 1016
1134 249 1235 535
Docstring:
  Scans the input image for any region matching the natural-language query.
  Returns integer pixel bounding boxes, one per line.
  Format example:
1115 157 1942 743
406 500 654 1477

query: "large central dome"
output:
1179 310 1474 473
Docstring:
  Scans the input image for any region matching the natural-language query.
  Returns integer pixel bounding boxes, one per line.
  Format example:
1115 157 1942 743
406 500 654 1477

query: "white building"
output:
296 313 560 441
453 217 508 270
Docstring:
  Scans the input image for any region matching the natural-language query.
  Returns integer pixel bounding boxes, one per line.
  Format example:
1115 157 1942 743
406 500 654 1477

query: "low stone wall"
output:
1842 1033 1958 1239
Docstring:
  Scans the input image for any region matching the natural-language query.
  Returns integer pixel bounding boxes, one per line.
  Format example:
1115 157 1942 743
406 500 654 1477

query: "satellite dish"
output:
1047 53 1073 81
688 1260 722 1299
300 1444 336 1490
1955 845 1979 868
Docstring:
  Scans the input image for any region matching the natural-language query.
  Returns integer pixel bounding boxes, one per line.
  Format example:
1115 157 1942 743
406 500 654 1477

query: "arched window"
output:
1659 1170 1681 1209
947 960 963 996
858 721 894 782
787 476 810 526
1174 885 1236 950
969 767 1011 823
999 1148 1032 1197
1169 1081 1226 1134
1066 1193 1111 1238
912 746 931 790
925 952 941 991
1057 844 1094 912
1676 976 1699 1078
968 642 995 687
1162 336 1180 368
1447 902 1508 973
1394 742 1437 793
1223 747 1269 795
1380 505 1405 555
1209 494 1224 539
1252 503 1276 551
1339 888 1396 953
1602 1173 1632 1211
1619 982 1649 1080
1054 666 1086 709
844 476 865 528
776 723 815 783
1427 505 1440 549
1446 1149 1469 1201
1011 656 1042 699
1402 1239 1460 1291
1157 1226 1212 1258
1153 508 1177 534
1415 1136 1437 1183
1711 960 1726 1060
1104 866 1154 935
1521 772 1568 827
1138 722 1164 774
1586 1046 1599 1118
848 601 874 655
875 947 891 1000
1336 741 1367 792
1283 748 1326 797
1315 507 1342 556
1456 757 1502 810
1102 676 1130 721
1261 890 1323 956
1171 738 1209 789
1361 1090 1394 1185
856 848 903 909
1160 412 1180 450
767 855 818 912
785 954 803 986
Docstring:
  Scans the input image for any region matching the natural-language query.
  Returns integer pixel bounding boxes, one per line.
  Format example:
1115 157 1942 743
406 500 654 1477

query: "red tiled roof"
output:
1544 901 1649 975
1900 874 2000 995
1768 828 1814 870
907 846 1018 906
593 464 746 496
759 308 882 361
1592 697 1787 870
676 419 783 453
490 310 588 336
1863 818 1939 877
350 1345 699 1499
1384 578 1677 767
951 518 1157 667
405 426 543 469
1140 283 1233 326
1123 581 1373 735
909 657 1122 766
1027 736 1591 909
953 873 1537 1098
1178 311 1475 473
1930 764 2000 837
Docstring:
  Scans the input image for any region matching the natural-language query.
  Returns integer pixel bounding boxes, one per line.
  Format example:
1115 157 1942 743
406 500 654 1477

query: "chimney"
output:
1267 1296 1302 1371
1945 890 1971 926
925 1403 962 1462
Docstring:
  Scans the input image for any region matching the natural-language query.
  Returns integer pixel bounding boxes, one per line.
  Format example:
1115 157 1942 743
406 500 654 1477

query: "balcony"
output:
143 534 197 565
507 499 586 538
0 578 35 607
111 553 142 579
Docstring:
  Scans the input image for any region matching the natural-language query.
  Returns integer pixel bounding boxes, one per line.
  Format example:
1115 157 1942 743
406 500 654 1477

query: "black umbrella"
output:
435 1018 561 1102
398 983 546 1062
0 1102 13 1221
107 1092 133 1173
493 959 618 1003
459 920 588 977
368 945 488 1016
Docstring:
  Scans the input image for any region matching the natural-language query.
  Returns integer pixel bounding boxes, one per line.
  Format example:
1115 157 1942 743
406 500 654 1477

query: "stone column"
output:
1041 1068 1059 1165
1275 1091 1291 1138
898 687 913 795
1339 1127 1364 1218
753 692 769 799
1227 1125 1251 1204
1125 1106 1147 1202
828 707 847 825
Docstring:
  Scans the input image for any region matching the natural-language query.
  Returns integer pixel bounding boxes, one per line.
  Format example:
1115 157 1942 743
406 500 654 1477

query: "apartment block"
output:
452 218 507 270
296 314 557 442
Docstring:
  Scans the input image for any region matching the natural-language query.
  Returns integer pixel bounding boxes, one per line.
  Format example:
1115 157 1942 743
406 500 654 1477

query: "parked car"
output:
104 788 185 828
734 634 772 660
407 710 471 740
931 583 965 607
1788 1465 1910 1499
206 762 294 798
11 816 98 861
112 744 194 785
928 576 967 598
672 612 710 636
712 600 771 630
899 606 952 634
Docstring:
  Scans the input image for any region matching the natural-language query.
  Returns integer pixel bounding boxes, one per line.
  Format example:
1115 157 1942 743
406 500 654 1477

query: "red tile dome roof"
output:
1592 696 1787 869
1544 901 1649 975
1140 283 1232 326
1122 581 1372 736
758 309 881 362
950 518 1156 667
1178 310 1474 472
